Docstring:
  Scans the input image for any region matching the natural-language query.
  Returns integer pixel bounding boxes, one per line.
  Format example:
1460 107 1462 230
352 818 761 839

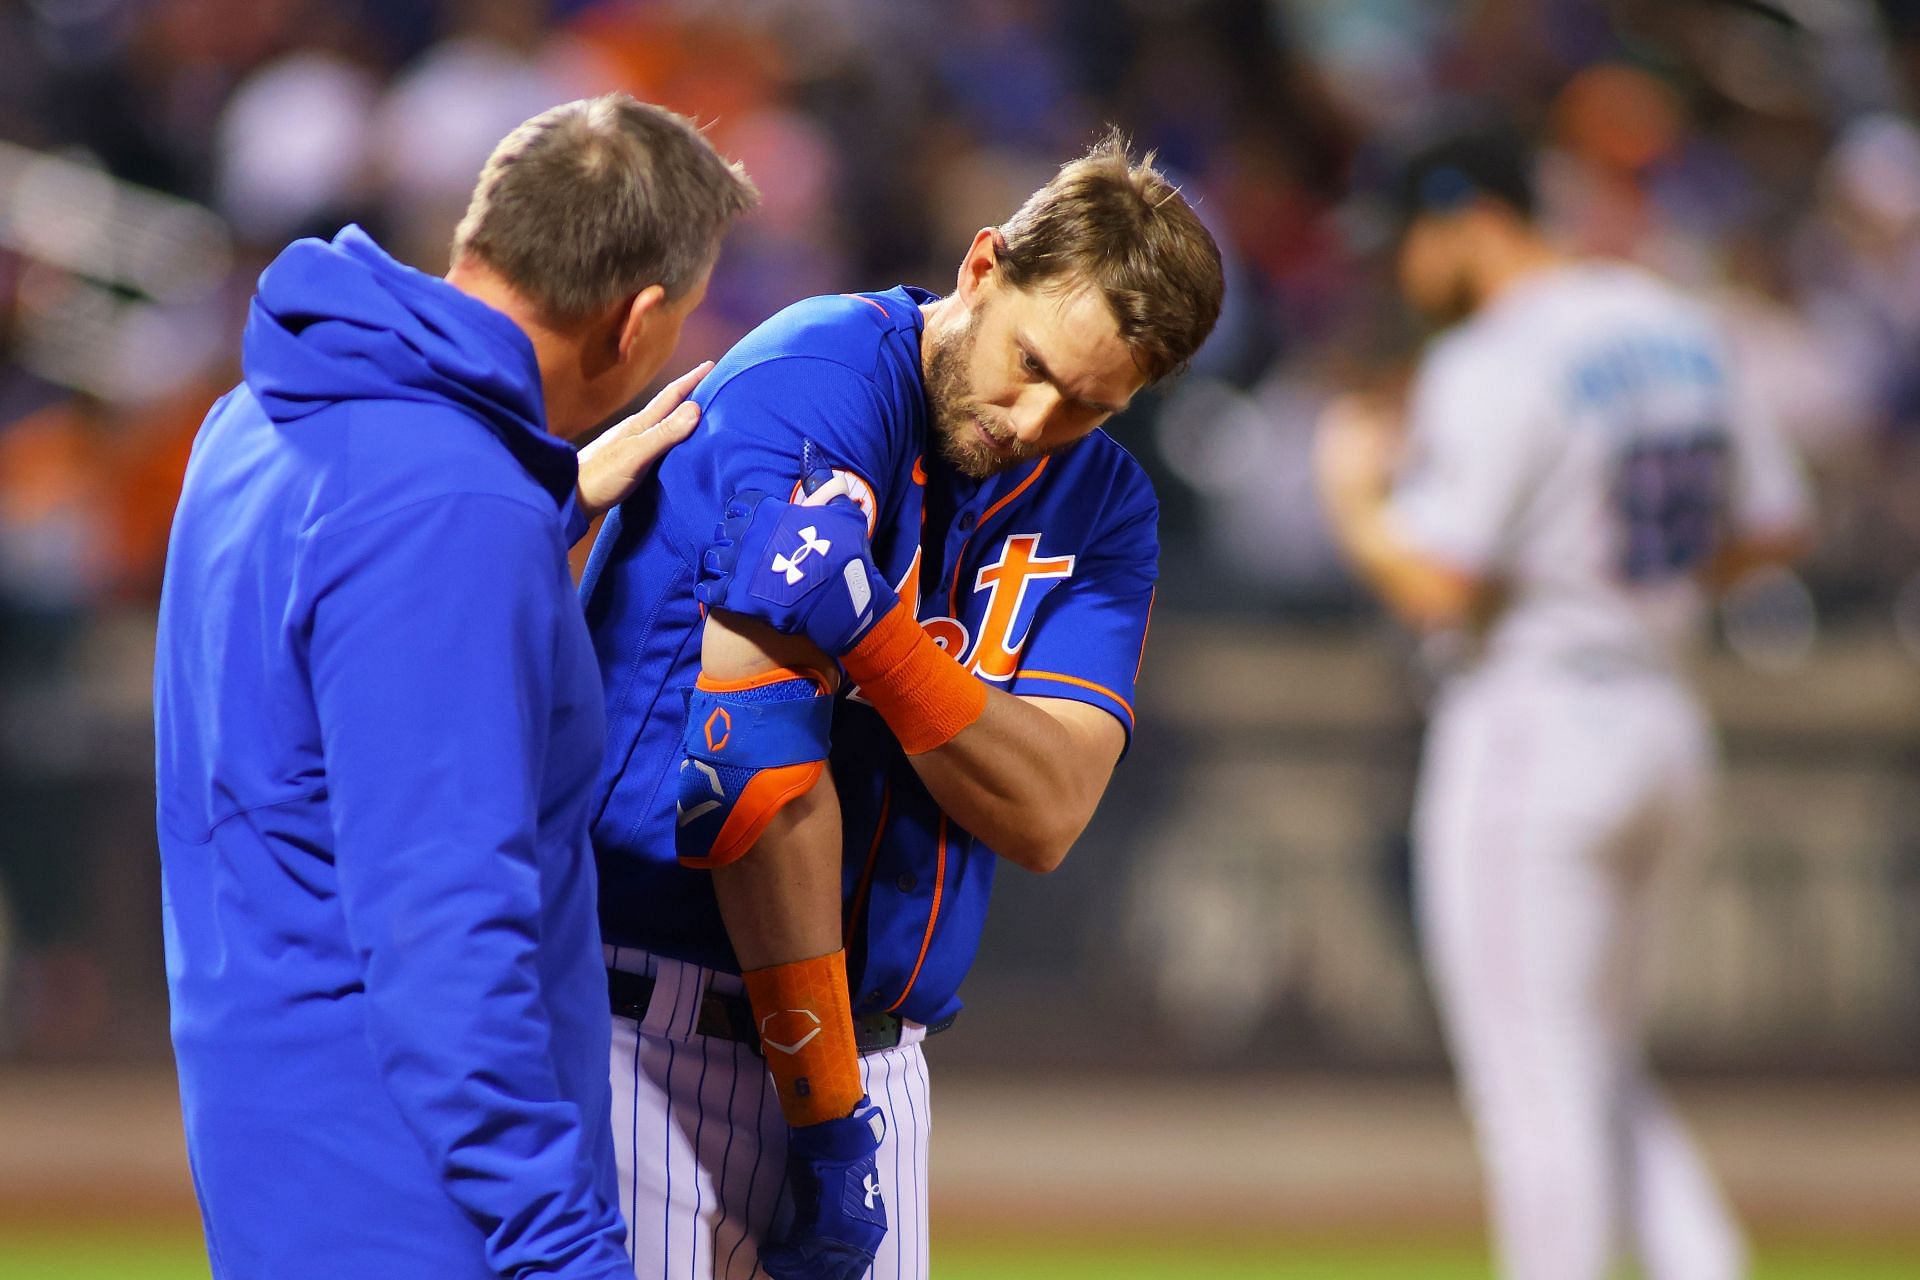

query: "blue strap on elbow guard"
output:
675 670 835 868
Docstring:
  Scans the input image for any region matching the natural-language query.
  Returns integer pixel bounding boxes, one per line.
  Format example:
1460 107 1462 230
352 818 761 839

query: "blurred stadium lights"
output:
1153 372 1350 597
0 140 232 404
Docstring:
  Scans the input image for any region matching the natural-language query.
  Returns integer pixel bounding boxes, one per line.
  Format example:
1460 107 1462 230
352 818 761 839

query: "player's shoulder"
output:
1073 425 1157 495
1523 261 1734 393
1414 320 1513 412
1428 262 1674 390
717 286 929 386
1049 427 1159 532
1583 260 1722 329
1514 260 1719 341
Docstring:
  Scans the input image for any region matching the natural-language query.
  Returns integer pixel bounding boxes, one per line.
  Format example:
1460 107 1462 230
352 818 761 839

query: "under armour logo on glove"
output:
771 526 832 585
697 459 902 658
738 503 858 608
760 1097 889 1280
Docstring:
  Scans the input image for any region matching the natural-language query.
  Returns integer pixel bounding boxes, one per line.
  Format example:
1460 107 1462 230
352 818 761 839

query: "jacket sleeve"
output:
308 491 630 1280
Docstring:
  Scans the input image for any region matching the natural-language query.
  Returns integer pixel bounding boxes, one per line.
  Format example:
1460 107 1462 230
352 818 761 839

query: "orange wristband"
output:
741 949 863 1127
842 602 987 754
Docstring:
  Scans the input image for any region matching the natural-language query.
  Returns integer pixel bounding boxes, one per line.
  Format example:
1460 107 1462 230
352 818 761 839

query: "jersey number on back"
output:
1612 433 1729 582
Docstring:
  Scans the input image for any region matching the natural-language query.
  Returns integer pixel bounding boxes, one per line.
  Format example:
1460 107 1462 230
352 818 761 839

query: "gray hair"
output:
451 94 758 323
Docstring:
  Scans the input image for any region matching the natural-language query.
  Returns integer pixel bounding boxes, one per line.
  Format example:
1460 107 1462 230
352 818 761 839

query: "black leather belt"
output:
607 968 953 1056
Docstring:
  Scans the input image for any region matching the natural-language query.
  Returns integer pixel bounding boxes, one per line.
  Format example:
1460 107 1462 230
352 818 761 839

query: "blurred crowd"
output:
1 0 1918 1056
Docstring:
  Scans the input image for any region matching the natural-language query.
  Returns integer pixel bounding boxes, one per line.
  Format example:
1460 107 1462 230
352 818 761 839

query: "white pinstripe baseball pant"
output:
606 946 932 1280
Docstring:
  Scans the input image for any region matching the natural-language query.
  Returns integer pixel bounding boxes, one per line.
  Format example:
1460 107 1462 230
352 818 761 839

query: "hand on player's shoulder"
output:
576 360 713 519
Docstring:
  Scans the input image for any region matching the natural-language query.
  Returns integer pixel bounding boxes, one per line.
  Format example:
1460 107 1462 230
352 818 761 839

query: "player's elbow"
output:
998 808 1089 875
1001 835 1072 875
1387 565 1484 634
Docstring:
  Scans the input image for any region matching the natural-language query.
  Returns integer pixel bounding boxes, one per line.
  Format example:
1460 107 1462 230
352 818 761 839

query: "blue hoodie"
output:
154 226 629 1280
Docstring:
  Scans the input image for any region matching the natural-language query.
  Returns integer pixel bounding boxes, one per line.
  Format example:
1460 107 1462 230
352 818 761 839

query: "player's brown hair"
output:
996 128 1224 383
450 94 758 325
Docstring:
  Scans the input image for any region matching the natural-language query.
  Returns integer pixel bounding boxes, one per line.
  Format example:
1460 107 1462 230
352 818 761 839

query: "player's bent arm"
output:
689 610 875 1138
900 691 1125 875
1315 396 1489 632
698 609 846 967
1330 499 1489 633
694 487 1121 868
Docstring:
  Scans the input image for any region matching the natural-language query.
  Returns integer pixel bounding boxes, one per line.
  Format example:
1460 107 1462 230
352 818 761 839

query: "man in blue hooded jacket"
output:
153 95 757 1280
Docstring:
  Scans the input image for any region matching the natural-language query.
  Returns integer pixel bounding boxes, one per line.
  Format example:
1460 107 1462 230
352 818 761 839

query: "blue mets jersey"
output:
581 286 1157 1026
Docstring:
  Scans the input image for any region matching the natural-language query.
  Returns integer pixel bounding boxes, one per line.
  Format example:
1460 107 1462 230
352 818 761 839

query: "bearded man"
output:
580 130 1224 1280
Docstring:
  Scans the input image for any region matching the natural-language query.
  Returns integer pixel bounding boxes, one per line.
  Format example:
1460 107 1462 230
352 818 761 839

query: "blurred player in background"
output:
581 132 1222 1280
1317 126 1812 1280
153 96 754 1279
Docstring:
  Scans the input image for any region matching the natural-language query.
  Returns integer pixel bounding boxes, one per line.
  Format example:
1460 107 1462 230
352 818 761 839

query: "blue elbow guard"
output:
676 668 835 868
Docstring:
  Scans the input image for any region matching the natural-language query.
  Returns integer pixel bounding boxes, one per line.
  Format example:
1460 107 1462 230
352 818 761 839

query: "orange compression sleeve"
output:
741 949 864 1127
841 602 987 755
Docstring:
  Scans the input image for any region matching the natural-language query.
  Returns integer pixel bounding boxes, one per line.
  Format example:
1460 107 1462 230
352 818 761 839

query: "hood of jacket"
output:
241 224 576 505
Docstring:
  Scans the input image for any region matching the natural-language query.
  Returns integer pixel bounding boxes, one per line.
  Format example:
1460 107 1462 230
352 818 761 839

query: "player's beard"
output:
923 303 1043 479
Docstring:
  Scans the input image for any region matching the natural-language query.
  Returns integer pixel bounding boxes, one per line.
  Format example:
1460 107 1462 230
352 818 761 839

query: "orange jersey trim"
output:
945 456 1051 618
1134 586 1156 683
843 782 892 950
1011 669 1136 725
694 667 828 695
885 813 947 1014
844 293 891 319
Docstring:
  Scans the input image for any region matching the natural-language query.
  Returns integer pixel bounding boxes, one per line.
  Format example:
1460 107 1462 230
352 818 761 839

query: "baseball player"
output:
1317 127 1811 1280
153 97 754 1279
580 131 1224 1279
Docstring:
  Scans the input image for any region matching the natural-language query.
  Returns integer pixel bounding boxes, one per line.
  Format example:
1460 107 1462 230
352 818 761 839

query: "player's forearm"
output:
1317 398 1482 631
700 611 845 967
710 776 846 966
1326 488 1480 632
694 611 868 1128
833 600 1114 871
901 689 1113 874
